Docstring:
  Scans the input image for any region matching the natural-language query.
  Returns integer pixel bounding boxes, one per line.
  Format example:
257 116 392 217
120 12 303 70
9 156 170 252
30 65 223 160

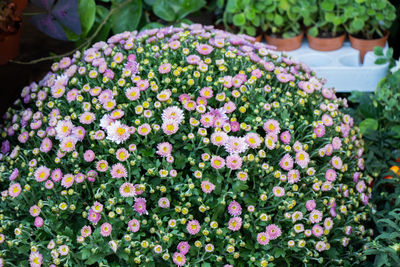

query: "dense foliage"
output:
0 24 371 266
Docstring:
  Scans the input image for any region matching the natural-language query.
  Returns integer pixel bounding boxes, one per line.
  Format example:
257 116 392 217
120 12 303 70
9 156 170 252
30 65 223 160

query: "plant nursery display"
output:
0 24 372 266
345 0 396 61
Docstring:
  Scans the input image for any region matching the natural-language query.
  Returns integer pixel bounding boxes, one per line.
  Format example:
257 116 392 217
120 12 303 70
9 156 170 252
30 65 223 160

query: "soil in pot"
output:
349 32 389 63
307 32 346 51
264 32 304 51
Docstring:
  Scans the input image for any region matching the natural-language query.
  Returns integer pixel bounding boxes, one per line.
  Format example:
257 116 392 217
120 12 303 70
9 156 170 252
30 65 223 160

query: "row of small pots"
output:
256 31 389 63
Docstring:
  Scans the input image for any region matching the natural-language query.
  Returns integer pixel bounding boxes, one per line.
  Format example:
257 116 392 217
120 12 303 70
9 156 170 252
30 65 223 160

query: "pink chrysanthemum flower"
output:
228 200 242 216
100 222 112 237
280 130 291 144
137 123 152 136
128 219 140 232
273 186 285 197
34 166 50 182
96 160 109 172
200 113 214 128
111 163 127 179
106 120 130 144
9 168 19 181
29 205 41 217
79 112 95 124
29 252 43 267
87 211 101 227
197 44 214 55
223 101 236 114
226 154 243 170
60 136 77 152
115 148 129 162
227 217 242 231
201 181 215 194
263 119 280 134
244 132 262 149
158 197 170 208
83 150 95 162
211 132 228 146
157 89 172 102
322 114 333 126
295 150 310 168
279 154 294 171
315 241 327 252
332 137 342 150
125 87 141 101
288 169 300 184
158 63 171 74
51 168 63 182
72 126 86 141
119 182 135 197
325 169 337 182
55 119 74 140
331 156 343 170
34 216 44 228
266 224 282 240
306 200 316 211
156 142 172 157
81 225 92 237
40 137 53 153
134 198 147 215
177 241 190 255
225 136 248 154
186 220 201 235
312 224 324 237
200 87 213 99
265 134 276 150
314 125 325 137
162 106 184 124
92 201 103 213
257 232 270 245
237 171 248 181
187 54 201 64
162 119 179 135
309 209 323 224
210 156 225 169
61 174 74 188
173 252 186 266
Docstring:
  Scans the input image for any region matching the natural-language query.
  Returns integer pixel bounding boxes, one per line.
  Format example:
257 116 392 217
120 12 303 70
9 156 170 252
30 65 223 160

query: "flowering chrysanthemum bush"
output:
0 24 372 266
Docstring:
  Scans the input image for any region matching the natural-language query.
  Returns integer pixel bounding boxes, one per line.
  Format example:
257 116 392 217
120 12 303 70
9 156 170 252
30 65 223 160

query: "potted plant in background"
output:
305 0 348 51
222 0 264 42
262 0 316 51
345 0 396 62
0 0 22 65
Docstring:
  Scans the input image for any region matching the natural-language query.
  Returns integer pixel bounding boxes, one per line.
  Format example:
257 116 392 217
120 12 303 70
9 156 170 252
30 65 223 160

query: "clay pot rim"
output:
306 31 346 39
264 31 304 40
349 31 389 41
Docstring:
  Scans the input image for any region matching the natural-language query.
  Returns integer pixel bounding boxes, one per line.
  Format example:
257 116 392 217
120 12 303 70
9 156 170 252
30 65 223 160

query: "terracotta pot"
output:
255 34 262 43
307 32 346 51
0 30 22 65
13 0 27 16
349 32 389 63
264 32 304 51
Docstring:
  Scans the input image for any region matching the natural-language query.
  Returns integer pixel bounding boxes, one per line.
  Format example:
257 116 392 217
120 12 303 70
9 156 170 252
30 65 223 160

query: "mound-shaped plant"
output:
0 24 372 266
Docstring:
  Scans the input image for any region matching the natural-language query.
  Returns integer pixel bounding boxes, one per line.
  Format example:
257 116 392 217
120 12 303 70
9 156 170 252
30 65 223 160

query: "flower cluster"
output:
0 24 372 266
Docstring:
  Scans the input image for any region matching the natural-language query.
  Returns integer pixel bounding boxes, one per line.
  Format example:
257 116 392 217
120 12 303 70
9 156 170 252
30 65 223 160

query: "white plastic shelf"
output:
281 41 388 92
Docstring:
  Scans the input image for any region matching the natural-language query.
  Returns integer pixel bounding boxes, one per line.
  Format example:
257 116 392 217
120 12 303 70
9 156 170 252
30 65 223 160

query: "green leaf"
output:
176 0 206 21
233 13 246 26
93 5 112 42
141 22 164 30
111 0 142 34
79 0 96 35
274 14 284 26
308 27 318 37
350 18 364 31
374 46 384 56
391 125 400 138
202 263 212 267
359 118 378 134
279 0 290 10
153 0 175 22
375 58 388 65
321 0 334 11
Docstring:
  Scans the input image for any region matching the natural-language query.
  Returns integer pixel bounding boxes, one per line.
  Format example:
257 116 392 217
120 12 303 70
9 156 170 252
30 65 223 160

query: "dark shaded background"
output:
0 1 399 118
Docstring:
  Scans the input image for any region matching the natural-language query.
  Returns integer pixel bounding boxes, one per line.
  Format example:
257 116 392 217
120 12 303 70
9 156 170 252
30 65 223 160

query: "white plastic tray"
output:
281 41 388 92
